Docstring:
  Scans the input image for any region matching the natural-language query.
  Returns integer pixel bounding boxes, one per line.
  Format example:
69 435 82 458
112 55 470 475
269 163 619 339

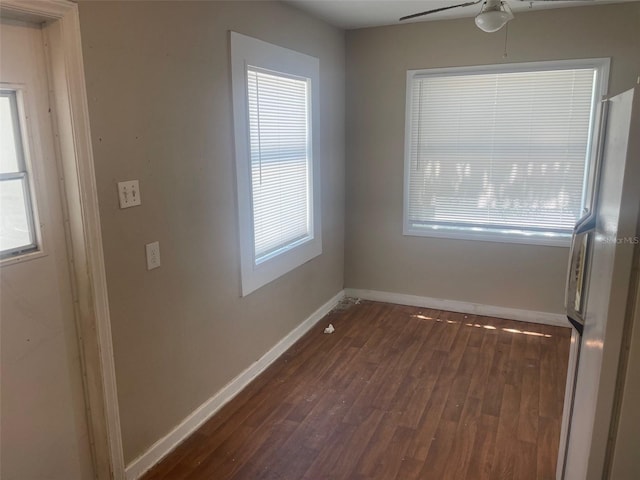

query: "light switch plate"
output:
118 180 141 208
145 241 160 270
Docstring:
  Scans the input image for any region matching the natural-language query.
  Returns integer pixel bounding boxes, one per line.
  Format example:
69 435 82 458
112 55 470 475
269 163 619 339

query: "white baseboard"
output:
124 290 345 480
345 288 568 328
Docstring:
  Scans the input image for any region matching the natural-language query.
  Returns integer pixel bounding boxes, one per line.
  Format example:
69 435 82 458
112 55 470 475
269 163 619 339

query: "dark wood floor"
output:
142 300 571 480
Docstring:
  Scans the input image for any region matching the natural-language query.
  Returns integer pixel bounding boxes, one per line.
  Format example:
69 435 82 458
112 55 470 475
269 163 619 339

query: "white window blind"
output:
405 66 599 241
247 68 311 263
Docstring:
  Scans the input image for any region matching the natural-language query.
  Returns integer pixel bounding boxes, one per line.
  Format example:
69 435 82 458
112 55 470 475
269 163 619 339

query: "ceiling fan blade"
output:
399 0 483 21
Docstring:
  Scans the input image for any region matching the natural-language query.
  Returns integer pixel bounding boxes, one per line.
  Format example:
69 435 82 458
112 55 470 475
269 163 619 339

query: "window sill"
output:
403 224 571 247
0 248 46 267
241 235 322 296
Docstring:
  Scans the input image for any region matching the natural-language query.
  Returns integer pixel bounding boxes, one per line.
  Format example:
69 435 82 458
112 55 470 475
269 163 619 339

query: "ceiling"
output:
284 0 637 29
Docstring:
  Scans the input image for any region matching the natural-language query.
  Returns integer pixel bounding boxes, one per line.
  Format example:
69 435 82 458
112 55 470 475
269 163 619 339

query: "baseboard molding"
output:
125 290 345 480
345 288 568 328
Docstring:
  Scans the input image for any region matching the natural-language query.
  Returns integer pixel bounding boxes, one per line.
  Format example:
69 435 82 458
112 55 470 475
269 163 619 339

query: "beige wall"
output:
78 0 345 463
344 3 640 314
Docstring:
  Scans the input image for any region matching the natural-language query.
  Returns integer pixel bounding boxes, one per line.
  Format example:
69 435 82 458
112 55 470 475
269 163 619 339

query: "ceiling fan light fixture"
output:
475 0 514 33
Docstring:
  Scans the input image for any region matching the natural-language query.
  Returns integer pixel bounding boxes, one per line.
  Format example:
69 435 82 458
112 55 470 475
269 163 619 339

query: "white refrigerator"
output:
562 86 640 479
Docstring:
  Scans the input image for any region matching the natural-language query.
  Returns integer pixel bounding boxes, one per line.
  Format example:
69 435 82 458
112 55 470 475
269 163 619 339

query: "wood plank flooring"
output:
142 300 571 480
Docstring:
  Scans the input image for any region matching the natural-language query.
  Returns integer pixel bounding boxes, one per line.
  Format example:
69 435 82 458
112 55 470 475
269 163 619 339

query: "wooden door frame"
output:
0 1 125 478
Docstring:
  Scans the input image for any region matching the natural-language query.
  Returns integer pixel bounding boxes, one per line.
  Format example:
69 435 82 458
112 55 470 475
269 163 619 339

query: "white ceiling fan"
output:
400 0 593 33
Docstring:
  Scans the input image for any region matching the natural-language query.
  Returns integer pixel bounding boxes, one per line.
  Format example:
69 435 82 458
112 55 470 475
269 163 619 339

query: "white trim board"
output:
125 290 345 480
345 288 569 328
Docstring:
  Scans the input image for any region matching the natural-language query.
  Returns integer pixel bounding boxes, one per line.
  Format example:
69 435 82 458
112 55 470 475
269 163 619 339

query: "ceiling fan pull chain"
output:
503 22 509 58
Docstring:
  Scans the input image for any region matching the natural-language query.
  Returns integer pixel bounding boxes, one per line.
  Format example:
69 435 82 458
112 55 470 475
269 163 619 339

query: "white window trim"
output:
230 32 321 296
403 58 610 247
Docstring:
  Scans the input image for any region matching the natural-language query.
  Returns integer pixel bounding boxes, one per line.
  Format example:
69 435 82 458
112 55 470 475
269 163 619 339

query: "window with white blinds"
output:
0 89 38 259
248 68 311 262
404 60 608 245
231 32 321 296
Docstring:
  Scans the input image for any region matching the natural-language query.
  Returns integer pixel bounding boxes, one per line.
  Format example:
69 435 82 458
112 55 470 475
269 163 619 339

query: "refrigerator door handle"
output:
584 98 610 216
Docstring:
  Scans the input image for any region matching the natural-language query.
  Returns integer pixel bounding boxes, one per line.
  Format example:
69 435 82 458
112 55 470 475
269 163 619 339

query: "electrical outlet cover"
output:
145 241 160 270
